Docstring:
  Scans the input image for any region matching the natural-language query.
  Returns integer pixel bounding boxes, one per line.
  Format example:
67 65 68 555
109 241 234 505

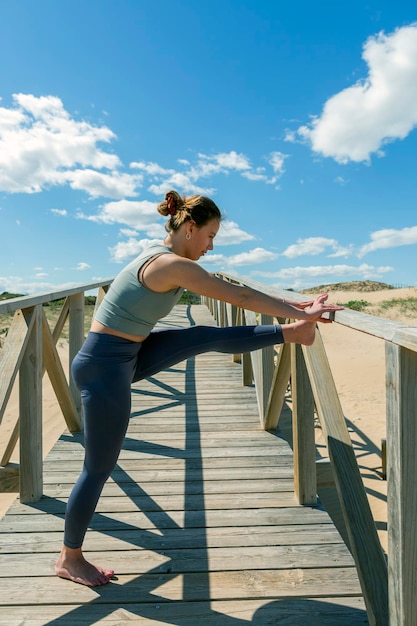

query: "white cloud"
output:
75 262 90 271
119 228 139 237
254 263 393 284
269 151 287 175
139 150 283 196
108 238 159 263
224 247 278 266
51 208 68 216
148 176 213 197
215 220 256 246
0 93 287 209
281 237 350 258
0 275 87 295
290 23 417 163
130 161 176 177
0 93 126 195
358 225 417 257
68 169 142 199
197 151 251 174
78 199 157 229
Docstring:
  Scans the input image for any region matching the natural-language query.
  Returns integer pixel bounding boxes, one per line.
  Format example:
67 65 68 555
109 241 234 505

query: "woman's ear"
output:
186 220 197 235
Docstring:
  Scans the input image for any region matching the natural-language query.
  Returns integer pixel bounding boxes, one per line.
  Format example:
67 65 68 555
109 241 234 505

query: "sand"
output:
1 287 416 553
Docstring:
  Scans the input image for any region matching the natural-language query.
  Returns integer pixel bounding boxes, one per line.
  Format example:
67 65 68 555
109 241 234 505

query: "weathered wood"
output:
291 343 317 505
19 305 43 503
0 599 368 626
93 285 108 317
0 279 111 315
68 292 84 420
386 342 417 626
0 304 368 624
381 438 386 481
42 310 81 431
0 523 343 552
264 342 291 429
0 309 35 428
0 462 19 492
51 296 69 343
244 310 275 423
0 568 363 604
216 271 417 351
0 544 356 577
316 458 335 489
0 597 369 626
302 329 387 626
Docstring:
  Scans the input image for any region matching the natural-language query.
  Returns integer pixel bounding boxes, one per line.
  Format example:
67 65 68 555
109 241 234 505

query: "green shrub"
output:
344 300 370 312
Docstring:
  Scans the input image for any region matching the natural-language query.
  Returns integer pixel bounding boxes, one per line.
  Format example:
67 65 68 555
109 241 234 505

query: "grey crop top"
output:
95 243 184 336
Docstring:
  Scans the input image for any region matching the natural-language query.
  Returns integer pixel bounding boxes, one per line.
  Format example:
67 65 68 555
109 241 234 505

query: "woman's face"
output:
186 218 220 260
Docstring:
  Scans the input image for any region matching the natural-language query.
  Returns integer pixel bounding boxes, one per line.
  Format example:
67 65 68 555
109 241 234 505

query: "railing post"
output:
291 343 317 504
69 293 84 421
19 305 43 503
244 311 274 424
386 342 417 625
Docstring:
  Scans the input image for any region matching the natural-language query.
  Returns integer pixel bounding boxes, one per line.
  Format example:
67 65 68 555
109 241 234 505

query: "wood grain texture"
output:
0 305 368 624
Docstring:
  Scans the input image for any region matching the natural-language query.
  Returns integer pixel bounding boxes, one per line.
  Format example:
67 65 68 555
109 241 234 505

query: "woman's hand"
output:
303 293 344 323
290 299 314 310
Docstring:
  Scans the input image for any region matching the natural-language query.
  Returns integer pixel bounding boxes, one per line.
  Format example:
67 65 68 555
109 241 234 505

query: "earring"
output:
185 233 191 240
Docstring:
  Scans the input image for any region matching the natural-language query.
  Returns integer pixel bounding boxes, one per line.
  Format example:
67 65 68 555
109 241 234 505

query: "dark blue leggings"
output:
65 324 284 548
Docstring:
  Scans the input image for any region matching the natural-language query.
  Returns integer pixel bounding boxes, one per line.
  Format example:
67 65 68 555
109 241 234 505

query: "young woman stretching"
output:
55 190 343 586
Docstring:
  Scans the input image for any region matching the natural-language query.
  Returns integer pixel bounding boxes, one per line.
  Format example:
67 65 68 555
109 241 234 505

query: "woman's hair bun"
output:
157 190 184 217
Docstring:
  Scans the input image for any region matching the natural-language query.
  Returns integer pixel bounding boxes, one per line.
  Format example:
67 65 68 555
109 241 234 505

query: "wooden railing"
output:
0 280 111 502
203 272 417 626
1 274 416 625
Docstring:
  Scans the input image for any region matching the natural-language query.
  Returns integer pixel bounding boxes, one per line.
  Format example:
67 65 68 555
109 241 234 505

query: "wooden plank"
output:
265 342 291 429
0 597 369 626
216 271 417 351
3 597 367 626
0 568 363 604
42 310 81 431
51 296 69 343
19 306 43 503
0 523 344 553
68 292 84 420
386 342 417 626
0 463 19 492
0 506 334 533
244 310 275 423
0 309 35 428
0 304 367 624
291 343 317 505
0 543 356 578
0 280 111 315
302 329 387 626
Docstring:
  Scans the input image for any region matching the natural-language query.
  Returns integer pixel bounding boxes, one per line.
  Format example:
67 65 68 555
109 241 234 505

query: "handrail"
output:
0 279 113 314
203 272 417 626
0 279 111 502
217 271 417 349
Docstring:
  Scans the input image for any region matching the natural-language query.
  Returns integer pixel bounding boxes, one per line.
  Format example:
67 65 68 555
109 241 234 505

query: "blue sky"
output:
1 0 417 295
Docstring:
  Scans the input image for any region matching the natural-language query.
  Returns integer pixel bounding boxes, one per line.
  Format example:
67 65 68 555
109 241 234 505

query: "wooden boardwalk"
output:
0 305 369 625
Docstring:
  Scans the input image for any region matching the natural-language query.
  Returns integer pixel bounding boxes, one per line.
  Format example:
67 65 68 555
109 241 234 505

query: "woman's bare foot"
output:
282 320 316 346
55 546 114 587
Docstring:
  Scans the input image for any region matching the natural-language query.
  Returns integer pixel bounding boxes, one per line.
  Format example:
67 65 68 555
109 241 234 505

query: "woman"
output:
55 190 343 586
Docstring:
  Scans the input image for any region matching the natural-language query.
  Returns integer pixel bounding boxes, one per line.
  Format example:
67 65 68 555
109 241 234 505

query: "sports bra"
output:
94 243 184 337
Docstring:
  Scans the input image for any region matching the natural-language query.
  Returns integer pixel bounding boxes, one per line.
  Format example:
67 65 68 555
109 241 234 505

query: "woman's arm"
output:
144 254 343 322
